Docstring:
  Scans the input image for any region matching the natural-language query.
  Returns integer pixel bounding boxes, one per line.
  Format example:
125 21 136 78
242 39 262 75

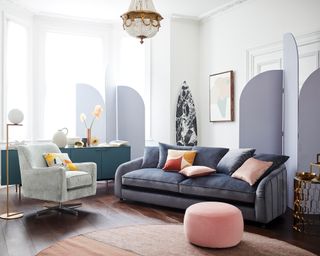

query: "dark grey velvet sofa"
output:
114 145 287 224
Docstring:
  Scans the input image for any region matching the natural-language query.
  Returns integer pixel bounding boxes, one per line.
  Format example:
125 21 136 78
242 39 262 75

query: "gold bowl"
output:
296 172 317 181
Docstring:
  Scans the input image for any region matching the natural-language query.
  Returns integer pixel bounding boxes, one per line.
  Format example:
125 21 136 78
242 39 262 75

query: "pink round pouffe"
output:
184 202 243 248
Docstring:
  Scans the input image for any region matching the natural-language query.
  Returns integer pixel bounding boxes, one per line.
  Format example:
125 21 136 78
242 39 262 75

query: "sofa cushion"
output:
231 158 273 186
179 166 216 177
179 173 256 203
216 148 256 175
66 171 92 190
192 146 229 169
157 143 192 168
141 147 159 168
253 153 289 180
122 168 187 193
163 150 197 171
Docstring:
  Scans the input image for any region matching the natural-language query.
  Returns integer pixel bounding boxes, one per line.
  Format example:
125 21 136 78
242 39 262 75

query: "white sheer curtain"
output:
43 32 104 139
5 20 29 141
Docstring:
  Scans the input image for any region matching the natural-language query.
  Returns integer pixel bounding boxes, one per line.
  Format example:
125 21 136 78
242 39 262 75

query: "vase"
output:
86 128 91 147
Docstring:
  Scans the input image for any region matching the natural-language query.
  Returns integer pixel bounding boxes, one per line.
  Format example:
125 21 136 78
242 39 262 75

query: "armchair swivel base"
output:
37 202 81 216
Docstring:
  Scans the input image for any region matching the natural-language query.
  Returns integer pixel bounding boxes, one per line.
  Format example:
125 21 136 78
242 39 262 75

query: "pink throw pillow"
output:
179 166 215 177
231 157 272 186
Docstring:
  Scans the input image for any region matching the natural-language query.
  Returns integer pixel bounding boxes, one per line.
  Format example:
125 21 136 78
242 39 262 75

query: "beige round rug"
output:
37 224 316 256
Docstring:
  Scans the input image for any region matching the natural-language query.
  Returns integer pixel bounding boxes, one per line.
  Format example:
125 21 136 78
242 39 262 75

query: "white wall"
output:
150 18 171 143
198 0 320 148
150 17 200 145
170 18 200 144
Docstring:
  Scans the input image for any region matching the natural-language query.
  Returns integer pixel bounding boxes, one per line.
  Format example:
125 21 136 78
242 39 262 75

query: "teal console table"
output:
1 146 130 185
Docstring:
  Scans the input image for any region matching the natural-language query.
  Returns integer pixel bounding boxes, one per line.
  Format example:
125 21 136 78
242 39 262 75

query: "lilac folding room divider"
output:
239 70 283 154
76 83 107 143
298 68 320 171
117 86 145 159
283 33 299 209
239 33 300 208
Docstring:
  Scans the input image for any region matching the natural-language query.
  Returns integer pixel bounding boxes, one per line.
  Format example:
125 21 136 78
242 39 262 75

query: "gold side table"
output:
293 164 320 235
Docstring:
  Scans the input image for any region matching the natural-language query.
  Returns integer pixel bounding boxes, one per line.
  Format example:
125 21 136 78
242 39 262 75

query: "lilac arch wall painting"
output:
209 71 234 122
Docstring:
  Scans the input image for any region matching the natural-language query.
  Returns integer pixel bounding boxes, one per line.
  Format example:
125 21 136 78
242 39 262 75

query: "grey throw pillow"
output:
157 142 192 168
216 148 256 175
192 146 229 169
141 147 159 168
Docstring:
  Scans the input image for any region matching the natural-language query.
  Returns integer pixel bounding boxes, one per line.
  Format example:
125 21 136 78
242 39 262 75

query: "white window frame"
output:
33 16 110 140
1 12 33 142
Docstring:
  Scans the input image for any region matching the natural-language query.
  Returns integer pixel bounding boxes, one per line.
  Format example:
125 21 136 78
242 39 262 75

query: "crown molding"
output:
2 0 250 24
199 0 249 21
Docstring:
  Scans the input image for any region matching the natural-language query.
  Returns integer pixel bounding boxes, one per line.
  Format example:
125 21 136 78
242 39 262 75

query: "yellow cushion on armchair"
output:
43 153 78 171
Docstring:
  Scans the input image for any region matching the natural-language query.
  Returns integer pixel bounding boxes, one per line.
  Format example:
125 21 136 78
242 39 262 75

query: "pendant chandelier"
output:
121 0 163 44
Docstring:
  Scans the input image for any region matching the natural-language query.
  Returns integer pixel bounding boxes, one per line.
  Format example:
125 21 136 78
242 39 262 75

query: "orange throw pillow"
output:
163 149 197 171
231 157 272 186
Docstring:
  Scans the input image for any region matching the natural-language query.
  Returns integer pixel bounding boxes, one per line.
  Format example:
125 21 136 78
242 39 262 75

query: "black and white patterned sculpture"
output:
176 82 198 146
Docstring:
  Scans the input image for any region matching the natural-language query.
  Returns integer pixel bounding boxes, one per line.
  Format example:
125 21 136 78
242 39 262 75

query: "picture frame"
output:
209 70 234 122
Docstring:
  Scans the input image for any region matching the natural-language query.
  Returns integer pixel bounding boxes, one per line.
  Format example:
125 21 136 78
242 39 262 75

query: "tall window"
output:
43 32 104 139
5 20 29 141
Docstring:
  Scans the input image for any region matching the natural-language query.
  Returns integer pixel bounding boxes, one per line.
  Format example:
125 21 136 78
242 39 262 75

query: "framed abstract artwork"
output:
209 71 234 122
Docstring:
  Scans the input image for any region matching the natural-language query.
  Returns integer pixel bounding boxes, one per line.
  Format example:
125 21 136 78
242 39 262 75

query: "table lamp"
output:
0 109 24 220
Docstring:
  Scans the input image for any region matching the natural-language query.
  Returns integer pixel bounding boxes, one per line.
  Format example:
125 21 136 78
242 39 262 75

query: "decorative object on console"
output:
52 127 68 148
0 109 24 220
121 0 163 44
231 158 273 186
74 141 84 148
162 149 197 171
91 136 99 146
80 105 103 147
176 81 198 146
67 137 81 148
209 71 234 122
179 166 215 177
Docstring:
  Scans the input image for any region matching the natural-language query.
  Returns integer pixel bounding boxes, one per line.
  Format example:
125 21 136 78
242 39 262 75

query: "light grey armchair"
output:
17 143 97 216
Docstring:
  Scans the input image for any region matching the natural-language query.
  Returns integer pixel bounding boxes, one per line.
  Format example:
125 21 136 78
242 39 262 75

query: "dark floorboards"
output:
0 182 319 255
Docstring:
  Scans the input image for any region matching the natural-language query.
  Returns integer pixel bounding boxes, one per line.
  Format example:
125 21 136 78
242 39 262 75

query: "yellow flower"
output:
92 105 103 119
91 136 99 146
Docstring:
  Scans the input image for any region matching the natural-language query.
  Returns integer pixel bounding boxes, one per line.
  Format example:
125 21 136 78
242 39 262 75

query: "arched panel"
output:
239 70 283 154
283 33 299 209
298 68 320 171
117 86 145 159
76 84 106 143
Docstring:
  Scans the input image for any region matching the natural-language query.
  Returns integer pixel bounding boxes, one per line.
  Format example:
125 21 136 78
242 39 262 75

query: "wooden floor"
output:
0 182 319 256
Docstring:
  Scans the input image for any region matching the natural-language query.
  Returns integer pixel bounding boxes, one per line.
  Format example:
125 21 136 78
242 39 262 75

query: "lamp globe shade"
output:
8 109 24 124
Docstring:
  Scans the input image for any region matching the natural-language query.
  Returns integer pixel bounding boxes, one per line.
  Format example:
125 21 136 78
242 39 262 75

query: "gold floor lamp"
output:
0 109 24 220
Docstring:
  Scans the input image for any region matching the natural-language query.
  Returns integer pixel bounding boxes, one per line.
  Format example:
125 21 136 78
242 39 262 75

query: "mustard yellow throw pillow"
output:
163 149 197 171
43 153 78 171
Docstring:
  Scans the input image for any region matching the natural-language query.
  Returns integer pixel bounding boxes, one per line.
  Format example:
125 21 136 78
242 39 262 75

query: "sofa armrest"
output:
114 157 143 198
255 165 287 223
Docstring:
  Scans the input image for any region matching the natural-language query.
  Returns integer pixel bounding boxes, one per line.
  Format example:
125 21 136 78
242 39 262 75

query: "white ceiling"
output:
10 0 238 21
